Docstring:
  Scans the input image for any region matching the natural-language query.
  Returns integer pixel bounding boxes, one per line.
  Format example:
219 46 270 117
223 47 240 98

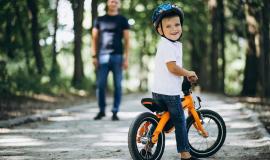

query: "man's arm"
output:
123 29 129 69
92 28 99 68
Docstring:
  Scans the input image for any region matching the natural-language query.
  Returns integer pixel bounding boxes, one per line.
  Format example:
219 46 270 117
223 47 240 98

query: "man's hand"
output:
122 56 128 70
92 57 98 69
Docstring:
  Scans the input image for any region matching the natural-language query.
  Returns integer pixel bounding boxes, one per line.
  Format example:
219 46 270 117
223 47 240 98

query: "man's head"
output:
152 3 184 41
107 0 121 12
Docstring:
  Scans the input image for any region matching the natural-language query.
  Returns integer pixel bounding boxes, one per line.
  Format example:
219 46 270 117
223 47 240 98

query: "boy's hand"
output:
187 71 198 83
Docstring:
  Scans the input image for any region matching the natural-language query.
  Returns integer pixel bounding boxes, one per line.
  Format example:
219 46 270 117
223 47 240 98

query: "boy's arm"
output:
166 61 197 78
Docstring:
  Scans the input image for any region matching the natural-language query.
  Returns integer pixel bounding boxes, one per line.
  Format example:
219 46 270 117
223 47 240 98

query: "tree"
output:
241 1 261 96
261 0 270 97
209 0 219 92
50 0 60 79
27 0 44 74
184 0 210 91
12 0 31 73
91 0 98 32
218 0 225 93
71 0 85 87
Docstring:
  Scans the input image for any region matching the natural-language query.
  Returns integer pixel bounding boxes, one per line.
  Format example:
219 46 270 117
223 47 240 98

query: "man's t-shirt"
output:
94 14 130 55
151 37 183 95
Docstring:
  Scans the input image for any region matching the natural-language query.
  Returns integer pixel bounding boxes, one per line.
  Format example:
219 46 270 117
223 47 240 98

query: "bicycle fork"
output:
183 95 209 138
188 107 209 138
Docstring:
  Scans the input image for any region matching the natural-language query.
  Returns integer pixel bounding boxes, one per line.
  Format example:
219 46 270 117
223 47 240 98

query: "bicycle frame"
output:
141 94 209 144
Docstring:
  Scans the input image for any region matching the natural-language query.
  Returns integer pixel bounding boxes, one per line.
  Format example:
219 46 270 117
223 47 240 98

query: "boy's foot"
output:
94 112 105 120
112 113 119 121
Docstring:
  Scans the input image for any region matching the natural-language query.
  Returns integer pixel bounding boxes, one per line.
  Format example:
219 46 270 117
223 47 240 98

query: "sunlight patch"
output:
0 135 46 147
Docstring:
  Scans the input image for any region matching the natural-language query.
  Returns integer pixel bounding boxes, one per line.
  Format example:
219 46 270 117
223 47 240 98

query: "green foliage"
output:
5 66 90 96
224 35 246 95
0 0 269 97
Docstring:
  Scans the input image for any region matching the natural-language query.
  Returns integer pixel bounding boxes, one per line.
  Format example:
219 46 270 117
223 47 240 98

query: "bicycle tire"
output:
128 112 165 160
186 109 226 158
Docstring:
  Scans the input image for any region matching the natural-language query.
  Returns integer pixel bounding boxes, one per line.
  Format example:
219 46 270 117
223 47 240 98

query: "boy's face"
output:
158 16 182 41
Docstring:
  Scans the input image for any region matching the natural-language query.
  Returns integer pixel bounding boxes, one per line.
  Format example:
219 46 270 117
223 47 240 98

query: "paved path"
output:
0 93 269 160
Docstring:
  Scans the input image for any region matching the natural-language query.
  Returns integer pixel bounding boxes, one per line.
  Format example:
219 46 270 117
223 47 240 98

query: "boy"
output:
151 3 199 160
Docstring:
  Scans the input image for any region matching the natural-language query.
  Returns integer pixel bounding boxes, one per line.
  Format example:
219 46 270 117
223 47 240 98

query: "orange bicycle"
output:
128 79 226 160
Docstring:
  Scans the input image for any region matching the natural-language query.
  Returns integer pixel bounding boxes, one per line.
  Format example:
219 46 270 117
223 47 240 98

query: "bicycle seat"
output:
141 98 168 112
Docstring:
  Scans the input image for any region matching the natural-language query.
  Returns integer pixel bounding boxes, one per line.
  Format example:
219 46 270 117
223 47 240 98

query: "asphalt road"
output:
0 93 269 160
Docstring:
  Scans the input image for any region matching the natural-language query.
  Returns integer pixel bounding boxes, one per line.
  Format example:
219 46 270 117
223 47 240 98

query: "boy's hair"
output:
158 10 181 27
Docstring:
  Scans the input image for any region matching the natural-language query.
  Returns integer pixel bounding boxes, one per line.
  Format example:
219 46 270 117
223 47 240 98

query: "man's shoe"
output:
112 113 119 121
94 112 105 120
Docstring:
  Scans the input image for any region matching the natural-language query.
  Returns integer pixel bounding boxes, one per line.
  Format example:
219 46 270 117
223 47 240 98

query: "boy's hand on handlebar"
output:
187 71 198 83
188 76 198 83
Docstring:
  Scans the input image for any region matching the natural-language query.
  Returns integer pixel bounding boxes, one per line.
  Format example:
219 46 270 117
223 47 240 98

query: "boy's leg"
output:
165 95 190 153
152 93 194 159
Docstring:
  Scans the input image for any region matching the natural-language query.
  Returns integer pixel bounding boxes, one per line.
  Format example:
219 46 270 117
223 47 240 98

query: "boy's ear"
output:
157 25 163 35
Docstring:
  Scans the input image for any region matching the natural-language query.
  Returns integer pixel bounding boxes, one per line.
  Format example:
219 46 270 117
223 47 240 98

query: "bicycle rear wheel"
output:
128 112 165 160
186 109 226 158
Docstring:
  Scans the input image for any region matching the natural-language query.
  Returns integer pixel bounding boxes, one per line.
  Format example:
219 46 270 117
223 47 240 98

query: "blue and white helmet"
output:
152 3 184 30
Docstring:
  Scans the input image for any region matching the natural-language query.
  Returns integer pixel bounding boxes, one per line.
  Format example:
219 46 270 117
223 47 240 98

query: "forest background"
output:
0 0 269 124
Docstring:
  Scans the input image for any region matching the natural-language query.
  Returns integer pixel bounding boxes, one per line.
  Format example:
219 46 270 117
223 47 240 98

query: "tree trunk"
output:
217 0 225 93
139 29 148 91
27 0 44 74
190 38 201 82
198 39 209 91
91 0 98 89
5 13 14 58
241 3 260 96
261 0 270 97
50 0 60 79
242 33 258 96
91 0 98 32
71 0 85 87
210 0 219 92
12 0 31 73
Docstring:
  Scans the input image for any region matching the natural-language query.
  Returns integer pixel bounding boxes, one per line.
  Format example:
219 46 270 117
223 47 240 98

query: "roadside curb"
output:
242 106 270 139
0 102 96 128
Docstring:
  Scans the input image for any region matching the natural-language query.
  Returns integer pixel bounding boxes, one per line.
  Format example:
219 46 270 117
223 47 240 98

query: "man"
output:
92 0 130 121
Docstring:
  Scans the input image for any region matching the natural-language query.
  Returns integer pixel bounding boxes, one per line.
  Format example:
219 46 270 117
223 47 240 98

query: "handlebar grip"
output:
182 77 191 92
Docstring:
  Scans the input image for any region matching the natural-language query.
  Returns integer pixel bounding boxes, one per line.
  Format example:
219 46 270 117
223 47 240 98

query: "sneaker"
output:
112 113 119 121
94 112 105 120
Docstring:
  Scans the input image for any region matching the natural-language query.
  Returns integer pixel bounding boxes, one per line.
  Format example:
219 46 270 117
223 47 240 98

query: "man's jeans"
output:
97 54 123 113
152 92 190 153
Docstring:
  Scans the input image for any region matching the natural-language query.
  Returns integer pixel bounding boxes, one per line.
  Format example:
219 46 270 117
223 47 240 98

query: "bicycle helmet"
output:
152 3 184 30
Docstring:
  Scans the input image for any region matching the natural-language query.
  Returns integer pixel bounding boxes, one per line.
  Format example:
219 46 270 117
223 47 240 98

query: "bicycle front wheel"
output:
186 109 226 158
128 112 165 160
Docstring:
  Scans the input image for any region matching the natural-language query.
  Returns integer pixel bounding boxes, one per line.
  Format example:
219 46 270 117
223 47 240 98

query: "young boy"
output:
151 3 199 160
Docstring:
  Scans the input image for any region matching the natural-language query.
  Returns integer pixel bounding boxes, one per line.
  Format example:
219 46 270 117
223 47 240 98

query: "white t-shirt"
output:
151 37 183 95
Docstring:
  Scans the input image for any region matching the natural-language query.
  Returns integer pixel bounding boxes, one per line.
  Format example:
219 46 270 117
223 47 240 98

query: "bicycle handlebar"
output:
182 76 197 95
